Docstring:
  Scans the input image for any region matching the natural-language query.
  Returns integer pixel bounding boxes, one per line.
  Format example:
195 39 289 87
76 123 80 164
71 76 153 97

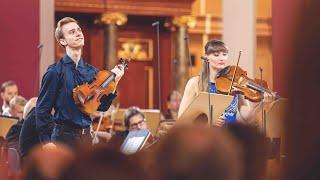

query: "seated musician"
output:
109 106 149 148
1 80 18 116
163 90 181 121
178 39 275 126
124 106 148 132
157 91 181 137
35 17 124 149
5 95 27 150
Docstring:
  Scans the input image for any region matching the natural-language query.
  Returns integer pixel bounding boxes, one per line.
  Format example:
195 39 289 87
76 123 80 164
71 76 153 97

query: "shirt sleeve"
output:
35 67 59 143
97 92 117 112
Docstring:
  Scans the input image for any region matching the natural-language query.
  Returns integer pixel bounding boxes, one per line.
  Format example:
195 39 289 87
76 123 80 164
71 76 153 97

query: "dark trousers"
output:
51 124 92 148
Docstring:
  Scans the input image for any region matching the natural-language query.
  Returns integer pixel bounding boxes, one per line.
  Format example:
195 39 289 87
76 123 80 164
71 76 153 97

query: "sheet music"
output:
121 136 145 155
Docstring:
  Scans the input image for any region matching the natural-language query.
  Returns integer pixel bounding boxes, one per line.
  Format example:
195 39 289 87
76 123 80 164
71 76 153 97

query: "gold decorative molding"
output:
55 1 193 16
172 15 197 28
256 17 272 37
100 12 127 26
117 38 153 61
188 15 272 37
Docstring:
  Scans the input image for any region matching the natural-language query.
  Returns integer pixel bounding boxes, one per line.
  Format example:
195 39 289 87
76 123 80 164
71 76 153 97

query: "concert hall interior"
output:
1 0 320 179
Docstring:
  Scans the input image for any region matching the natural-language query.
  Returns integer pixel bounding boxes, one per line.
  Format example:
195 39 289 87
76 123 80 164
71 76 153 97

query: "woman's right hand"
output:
215 115 225 127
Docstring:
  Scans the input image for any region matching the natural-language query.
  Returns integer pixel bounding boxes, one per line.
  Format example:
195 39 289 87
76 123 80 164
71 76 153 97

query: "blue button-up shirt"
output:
36 54 116 143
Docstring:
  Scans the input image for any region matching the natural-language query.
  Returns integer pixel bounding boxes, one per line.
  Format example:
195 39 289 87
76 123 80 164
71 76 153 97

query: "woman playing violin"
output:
178 39 275 126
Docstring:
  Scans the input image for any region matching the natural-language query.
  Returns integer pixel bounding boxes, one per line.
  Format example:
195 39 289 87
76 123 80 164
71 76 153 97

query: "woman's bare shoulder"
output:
187 76 200 85
184 76 200 95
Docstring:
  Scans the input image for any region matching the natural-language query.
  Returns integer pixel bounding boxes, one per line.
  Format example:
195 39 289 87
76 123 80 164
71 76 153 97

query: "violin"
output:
73 58 129 115
215 65 279 102
92 116 127 132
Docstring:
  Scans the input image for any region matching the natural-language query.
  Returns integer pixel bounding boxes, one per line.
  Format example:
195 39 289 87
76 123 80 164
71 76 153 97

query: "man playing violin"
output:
35 17 124 149
178 39 275 126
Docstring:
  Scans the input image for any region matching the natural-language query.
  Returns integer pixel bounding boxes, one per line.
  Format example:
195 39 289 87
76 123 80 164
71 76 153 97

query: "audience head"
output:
9 95 27 120
124 106 147 131
23 97 37 120
0 81 18 107
225 123 268 180
285 1 320 179
154 125 243 180
23 143 75 180
61 145 144 180
166 90 181 113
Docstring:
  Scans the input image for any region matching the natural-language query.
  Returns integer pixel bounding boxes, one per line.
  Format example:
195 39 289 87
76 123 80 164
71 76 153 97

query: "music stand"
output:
265 98 287 137
120 129 151 155
265 98 288 158
0 115 18 137
178 92 233 126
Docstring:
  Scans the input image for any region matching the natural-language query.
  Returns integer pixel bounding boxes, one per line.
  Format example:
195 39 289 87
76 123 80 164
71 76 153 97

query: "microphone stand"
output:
152 21 162 129
259 67 266 134
200 56 213 126
184 34 193 78
35 44 43 96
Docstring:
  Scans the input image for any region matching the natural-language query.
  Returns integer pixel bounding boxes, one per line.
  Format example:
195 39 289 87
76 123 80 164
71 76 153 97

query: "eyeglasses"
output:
129 119 146 129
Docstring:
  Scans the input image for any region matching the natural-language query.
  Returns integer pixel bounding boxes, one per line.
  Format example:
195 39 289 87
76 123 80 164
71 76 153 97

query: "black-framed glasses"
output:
129 119 146 129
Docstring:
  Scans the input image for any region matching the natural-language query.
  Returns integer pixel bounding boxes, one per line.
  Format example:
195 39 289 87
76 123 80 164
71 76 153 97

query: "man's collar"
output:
2 104 8 112
62 54 85 68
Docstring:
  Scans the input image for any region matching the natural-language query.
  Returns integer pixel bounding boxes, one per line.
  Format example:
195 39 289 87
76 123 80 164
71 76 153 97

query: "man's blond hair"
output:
9 95 27 107
55 17 78 46
23 97 37 119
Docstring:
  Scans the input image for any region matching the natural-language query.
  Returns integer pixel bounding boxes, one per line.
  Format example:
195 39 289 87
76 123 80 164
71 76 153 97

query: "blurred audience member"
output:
225 123 268 180
153 125 244 180
61 145 144 180
284 1 320 179
1 81 18 116
22 143 75 180
5 96 27 150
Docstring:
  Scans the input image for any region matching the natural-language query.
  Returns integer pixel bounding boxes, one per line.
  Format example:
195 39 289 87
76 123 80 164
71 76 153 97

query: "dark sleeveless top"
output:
209 82 238 124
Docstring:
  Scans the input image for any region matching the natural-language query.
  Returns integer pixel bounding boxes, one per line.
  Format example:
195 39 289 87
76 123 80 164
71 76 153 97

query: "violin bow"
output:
228 50 242 95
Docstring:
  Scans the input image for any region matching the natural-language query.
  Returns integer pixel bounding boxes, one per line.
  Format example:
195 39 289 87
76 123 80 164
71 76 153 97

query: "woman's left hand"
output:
263 92 276 103
111 64 125 83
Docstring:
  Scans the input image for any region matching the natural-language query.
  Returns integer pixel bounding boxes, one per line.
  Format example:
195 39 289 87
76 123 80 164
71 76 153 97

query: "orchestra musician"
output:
178 39 275 126
35 17 124 149
108 106 150 148
124 106 148 132
163 90 181 121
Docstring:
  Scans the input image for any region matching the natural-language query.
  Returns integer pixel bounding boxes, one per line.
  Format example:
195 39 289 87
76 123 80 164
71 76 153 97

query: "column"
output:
172 15 196 93
223 0 256 77
100 12 127 69
40 0 55 85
